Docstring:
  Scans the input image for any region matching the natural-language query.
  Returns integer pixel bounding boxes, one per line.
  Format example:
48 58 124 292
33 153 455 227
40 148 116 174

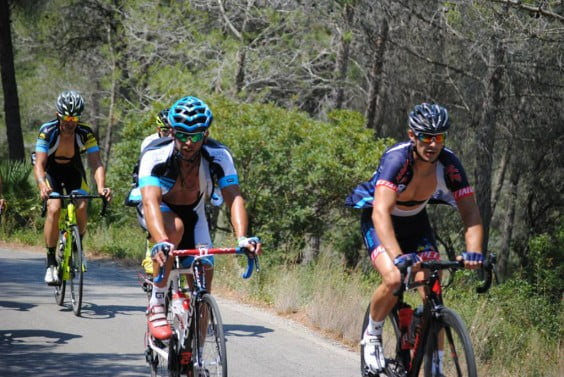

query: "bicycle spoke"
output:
193 294 227 377
70 226 83 316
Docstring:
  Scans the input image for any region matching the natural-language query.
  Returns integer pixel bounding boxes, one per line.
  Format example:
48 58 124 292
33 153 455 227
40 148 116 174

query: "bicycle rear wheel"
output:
423 307 477 377
360 303 404 377
69 225 83 316
192 294 227 377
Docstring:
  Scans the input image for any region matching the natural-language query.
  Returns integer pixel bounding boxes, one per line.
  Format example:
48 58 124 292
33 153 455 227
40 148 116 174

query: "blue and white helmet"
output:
408 103 450 134
168 96 213 133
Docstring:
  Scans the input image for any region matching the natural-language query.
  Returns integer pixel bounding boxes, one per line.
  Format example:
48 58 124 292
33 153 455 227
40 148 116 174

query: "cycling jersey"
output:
132 137 239 256
36 119 100 157
35 120 100 194
346 141 475 261
140 132 164 152
345 141 474 216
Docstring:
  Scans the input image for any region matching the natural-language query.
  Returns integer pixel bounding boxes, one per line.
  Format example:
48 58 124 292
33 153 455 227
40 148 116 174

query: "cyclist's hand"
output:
393 252 420 270
459 251 483 270
151 240 174 267
99 187 112 202
39 182 53 201
238 236 262 256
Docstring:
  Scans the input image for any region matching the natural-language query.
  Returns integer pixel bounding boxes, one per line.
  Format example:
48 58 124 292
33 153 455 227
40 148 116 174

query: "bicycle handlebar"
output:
154 246 260 283
395 253 497 295
41 192 108 217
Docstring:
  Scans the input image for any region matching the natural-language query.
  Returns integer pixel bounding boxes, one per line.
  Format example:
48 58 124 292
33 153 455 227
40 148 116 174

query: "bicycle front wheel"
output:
192 294 227 377
423 307 477 377
54 233 66 306
69 225 84 316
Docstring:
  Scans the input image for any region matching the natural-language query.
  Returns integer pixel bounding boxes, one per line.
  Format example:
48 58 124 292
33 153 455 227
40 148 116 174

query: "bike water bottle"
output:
58 231 66 257
398 304 414 350
409 305 424 345
172 291 187 315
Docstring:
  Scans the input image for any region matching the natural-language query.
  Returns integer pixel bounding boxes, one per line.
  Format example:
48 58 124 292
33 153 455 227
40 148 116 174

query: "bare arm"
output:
141 186 168 244
87 151 111 200
222 185 248 239
457 195 484 252
372 185 402 259
222 184 262 254
34 151 52 200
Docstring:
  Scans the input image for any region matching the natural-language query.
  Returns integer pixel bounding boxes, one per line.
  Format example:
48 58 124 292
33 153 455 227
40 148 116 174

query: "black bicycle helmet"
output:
408 103 450 134
56 90 85 116
156 109 170 129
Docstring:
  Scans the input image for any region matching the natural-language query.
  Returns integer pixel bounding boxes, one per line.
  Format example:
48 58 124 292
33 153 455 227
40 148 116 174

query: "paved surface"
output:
0 247 358 376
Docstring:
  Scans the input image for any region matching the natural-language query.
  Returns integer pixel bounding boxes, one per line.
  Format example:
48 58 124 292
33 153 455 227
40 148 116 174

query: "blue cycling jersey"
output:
345 142 474 215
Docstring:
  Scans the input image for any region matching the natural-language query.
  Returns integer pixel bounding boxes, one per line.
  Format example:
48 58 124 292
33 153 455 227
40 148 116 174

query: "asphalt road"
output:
0 247 358 377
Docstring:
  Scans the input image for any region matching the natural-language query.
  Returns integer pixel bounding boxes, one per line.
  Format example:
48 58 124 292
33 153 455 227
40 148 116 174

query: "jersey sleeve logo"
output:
445 164 462 182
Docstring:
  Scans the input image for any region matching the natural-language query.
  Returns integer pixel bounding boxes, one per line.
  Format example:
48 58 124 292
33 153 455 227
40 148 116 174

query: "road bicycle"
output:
360 254 496 377
144 246 259 377
42 191 107 316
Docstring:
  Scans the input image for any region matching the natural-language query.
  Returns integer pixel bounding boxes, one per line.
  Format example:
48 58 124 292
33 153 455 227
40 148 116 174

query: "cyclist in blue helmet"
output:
346 102 483 375
136 95 261 340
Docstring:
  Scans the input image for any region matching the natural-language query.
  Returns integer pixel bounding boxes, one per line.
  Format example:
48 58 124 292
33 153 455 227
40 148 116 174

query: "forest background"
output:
0 1 562 376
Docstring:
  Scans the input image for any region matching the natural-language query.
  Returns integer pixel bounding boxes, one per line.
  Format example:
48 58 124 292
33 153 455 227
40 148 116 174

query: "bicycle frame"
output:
145 246 259 375
392 256 495 376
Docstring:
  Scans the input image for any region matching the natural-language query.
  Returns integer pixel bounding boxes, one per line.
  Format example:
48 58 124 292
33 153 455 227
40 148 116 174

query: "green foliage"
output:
209 96 389 262
0 160 38 229
525 227 564 301
108 96 389 264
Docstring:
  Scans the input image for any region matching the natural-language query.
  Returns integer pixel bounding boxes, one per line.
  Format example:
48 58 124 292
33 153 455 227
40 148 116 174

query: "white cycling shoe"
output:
44 266 60 286
362 330 386 373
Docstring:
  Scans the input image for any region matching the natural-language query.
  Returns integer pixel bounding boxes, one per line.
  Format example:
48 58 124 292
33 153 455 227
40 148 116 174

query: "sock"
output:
46 247 57 266
366 316 384 336
150 285 167 307
433 350 444 374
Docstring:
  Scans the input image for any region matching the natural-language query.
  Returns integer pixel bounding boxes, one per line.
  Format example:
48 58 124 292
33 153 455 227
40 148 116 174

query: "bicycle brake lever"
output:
476 253 496 294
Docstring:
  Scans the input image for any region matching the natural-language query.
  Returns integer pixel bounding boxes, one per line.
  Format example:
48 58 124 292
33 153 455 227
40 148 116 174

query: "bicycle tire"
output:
146 333 168 377
360 303 403 377
423 307 477 377
69 225 83 316
192 294 227 377
54 233 66 306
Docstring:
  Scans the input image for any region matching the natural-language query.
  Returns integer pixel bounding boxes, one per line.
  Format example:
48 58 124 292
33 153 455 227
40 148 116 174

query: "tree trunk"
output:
364 16 388 135
0 0 25 161
474 37 504 252
334 4 354 110
498 163 520 280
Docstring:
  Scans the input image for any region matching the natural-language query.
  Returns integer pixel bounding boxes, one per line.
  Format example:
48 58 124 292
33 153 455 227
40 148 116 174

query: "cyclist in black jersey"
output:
346 103 484 375
138 96 262 340
34 90 112 285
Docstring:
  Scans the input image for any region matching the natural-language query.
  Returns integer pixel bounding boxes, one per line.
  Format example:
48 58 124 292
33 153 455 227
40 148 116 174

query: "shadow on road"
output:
223 323 274 339
0 329 146 376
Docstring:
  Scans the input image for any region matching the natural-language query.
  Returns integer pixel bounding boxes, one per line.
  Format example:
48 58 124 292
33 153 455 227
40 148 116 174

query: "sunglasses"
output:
158 127 172 135
61 115 80 122
174 131 205 143
415 132 446 144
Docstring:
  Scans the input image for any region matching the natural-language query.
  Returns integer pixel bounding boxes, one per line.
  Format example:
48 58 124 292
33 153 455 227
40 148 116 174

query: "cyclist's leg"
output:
360 209 399 372
140 203 182 340
43 173 62 284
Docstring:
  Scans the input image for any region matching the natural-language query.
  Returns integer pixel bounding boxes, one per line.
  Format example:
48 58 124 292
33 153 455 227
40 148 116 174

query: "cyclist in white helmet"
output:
346 103 484 375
